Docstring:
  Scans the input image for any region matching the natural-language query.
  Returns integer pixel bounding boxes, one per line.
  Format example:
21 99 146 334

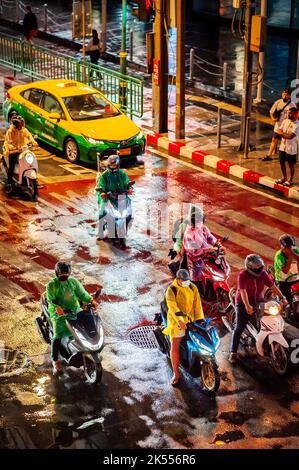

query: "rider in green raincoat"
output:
46 262 96 374
96 154 132 240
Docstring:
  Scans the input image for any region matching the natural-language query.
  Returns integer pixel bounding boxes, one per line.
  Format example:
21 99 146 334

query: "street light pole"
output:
101 0 107 53
239 0 255 151
175 0 186 139
152 0 168 134
254 0 267 104
120 0 127 76
82 0 86 62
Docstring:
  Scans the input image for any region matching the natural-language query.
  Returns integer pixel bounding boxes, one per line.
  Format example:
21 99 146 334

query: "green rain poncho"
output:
46 277 92 339
96 169 130 207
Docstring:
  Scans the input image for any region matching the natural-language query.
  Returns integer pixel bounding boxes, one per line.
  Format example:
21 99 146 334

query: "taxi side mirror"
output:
48 112 61 122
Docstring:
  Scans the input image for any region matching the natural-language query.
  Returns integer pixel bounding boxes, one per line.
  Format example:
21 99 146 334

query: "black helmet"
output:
190 205 205 226
107 154 120 172
279 234 295 249
176 269 191 281
245 254 264 277
55 261 71 278
11 115 25 130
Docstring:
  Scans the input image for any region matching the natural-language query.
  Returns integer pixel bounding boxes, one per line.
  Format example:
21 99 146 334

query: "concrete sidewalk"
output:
140 91 299 202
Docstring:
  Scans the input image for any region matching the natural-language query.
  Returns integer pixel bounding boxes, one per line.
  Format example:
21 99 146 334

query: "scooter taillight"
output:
291 282 299 294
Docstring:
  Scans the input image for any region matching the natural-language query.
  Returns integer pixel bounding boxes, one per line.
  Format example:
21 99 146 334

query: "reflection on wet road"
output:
0 150 299 449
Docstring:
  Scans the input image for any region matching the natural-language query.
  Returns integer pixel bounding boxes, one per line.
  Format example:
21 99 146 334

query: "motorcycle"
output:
97 181 134 247
1 143 39 201
35 289 104 384
153 311 221 393
222 300 289 375
265 265 299 320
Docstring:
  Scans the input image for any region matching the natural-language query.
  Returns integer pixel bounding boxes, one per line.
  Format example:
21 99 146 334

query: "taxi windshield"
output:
63 93 120 121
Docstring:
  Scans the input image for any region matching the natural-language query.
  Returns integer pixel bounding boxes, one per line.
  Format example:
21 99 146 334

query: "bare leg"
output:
280 160 287 180
268 137 278 157
288 163 295 182
170 337 182 382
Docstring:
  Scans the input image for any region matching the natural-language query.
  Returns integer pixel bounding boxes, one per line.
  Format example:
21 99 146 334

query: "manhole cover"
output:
0 348 30 374
127 325 159 350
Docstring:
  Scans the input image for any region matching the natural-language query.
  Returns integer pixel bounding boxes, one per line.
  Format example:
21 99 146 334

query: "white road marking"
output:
254 206 299 227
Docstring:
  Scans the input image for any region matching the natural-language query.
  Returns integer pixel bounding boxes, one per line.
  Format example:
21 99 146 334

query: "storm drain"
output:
0 348 30 374
127 325 159 350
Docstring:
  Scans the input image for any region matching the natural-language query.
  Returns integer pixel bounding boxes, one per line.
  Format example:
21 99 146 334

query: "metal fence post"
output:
217 107 222 148
222 62 228 90
244 116 251 159
189 48 194 81
44 4 48 32
16 0 20 23
129 29 133 62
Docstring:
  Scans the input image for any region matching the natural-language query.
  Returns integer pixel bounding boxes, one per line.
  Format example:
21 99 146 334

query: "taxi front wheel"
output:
64 138 80 163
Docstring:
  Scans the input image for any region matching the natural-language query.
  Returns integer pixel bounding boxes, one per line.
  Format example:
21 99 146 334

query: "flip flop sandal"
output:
283 181 294 187
171 377 180 387
275 178 286 184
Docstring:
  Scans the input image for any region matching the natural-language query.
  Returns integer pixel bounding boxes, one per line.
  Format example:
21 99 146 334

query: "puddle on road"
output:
213 429 245 445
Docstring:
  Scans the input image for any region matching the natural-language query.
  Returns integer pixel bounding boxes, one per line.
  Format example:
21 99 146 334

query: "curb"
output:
146 132 299 201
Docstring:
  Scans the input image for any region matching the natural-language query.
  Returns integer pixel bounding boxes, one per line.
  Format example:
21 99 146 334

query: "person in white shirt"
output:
263 88 296 162
275 107 299 187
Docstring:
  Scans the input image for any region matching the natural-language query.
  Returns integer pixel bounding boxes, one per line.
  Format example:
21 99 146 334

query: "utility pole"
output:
81 0 86 62
119 0 127 109
153 0 168 134
101 0 107 53
254 0 267 104
239 0 255 151
175 0 186 139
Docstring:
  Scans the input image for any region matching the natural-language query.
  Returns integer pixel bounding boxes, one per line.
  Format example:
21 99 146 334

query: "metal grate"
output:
127 325 160 350
0 348 30 374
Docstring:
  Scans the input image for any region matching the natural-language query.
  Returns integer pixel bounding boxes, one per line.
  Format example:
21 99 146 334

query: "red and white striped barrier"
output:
146 132 299 201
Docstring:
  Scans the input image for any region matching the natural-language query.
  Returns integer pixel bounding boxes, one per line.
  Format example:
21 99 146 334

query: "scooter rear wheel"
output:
83 354 103 384
201 363 220 393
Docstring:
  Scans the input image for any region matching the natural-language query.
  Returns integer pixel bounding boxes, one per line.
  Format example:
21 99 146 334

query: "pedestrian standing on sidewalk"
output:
275 107 299 187
85 29 103 83
22 5 38 44
263 88 295 162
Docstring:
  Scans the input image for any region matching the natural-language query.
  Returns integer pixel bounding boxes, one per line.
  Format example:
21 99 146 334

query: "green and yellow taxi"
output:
3 79 146 164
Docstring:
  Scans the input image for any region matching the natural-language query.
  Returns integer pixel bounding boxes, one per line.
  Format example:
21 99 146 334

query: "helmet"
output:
189 205 205 226
176 269 191 281
279 234 295 249
55 261 71 278
107 154 120 172
245 254 265 277
11 115 25 130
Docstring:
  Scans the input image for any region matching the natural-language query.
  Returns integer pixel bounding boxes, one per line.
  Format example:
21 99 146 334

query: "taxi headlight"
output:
137 131 144 140
85 136 105 145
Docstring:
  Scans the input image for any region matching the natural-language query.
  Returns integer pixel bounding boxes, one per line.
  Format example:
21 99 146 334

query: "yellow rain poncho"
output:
163 279 204 340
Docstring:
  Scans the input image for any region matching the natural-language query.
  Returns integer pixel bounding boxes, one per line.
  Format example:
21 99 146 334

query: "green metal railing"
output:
0 32 143 119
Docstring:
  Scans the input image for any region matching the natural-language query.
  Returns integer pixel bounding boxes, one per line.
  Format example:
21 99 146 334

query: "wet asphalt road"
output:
0 146 299 449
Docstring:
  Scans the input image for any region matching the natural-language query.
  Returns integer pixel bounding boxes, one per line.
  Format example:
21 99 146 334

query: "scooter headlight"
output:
264 301 281 316
25 152 34 165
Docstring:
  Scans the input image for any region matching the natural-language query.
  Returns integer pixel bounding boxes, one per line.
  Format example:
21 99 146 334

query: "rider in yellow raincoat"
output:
163 269 204 385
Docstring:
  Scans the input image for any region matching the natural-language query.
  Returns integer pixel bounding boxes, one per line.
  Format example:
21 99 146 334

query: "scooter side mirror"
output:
93 288 102 299
222 236 229 243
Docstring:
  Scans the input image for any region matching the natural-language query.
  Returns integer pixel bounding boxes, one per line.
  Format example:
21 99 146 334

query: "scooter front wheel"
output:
270 342 288 376
83 353 103 384
201 362 220 394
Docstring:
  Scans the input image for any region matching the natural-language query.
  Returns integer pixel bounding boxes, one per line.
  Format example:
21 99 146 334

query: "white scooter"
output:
222 300 289 375
1 143 39 201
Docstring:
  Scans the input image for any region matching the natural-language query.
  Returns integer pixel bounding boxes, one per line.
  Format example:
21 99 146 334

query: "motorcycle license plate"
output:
118 148 131 156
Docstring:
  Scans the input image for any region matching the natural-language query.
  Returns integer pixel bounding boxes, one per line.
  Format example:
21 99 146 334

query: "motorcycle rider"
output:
182 205 220 294
163 269 204 386
274 234 299 306
229 254 288 364
95 154 133 242
46 262 99 375
3 114 37 192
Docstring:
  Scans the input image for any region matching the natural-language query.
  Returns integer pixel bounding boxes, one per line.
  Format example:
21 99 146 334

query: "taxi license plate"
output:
118 148 131 156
